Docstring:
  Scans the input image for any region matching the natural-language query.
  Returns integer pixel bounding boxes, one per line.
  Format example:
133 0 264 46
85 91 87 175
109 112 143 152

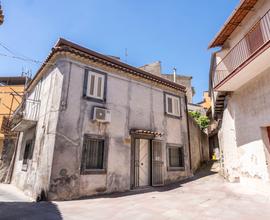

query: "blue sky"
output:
0 0 239 102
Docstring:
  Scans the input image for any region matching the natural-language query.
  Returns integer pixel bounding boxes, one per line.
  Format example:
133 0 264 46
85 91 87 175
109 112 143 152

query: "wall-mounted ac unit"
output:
93 107 111 123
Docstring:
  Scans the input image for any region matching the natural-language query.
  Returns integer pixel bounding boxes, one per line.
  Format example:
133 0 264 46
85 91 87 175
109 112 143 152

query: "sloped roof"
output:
29 38 186 92
208 0 258 48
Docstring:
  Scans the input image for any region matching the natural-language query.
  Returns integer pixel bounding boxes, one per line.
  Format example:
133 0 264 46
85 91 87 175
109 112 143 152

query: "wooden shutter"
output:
89 74 96 96
152 140 164 186
83 69 89 97
167 97 173 114
174 98 180 116
247 22 264 54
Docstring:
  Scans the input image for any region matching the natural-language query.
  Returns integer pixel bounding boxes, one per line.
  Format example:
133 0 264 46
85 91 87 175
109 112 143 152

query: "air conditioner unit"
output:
93 107 111 123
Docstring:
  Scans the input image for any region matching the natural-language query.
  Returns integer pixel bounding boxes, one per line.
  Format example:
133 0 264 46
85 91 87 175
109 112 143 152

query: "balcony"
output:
11 99 40 132
213 9 270 91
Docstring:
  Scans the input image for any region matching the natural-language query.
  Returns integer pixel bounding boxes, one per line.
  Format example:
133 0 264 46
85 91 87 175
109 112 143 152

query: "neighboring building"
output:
209 0 270 184
8 39 193 200
0 77 26 155
0 76 27 183
139 62 194 103
198 91 211 110
140 62 209 172
187 103 206 116
163 74 194 104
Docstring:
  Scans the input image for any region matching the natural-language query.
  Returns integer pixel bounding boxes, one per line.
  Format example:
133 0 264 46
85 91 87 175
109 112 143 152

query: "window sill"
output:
165 112 182 119
83 95 106 103
167 167 185 172
21 164 28 172
81 169 107 175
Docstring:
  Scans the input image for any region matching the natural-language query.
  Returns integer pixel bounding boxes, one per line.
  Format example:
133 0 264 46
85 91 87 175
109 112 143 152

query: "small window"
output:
165 93 181 117
81 135 107 174
167 145 184 170
22 139 34 171
85 70 105 100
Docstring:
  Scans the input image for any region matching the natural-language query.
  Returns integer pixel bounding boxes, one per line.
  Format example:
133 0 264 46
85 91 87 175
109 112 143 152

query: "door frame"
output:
130 134 153 189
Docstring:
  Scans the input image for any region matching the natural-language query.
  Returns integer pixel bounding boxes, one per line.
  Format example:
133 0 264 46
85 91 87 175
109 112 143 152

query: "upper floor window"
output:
164 93 181 117
84 69 106 101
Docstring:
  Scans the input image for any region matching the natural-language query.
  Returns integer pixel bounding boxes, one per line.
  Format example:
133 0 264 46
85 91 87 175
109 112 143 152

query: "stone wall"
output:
188 115 209 172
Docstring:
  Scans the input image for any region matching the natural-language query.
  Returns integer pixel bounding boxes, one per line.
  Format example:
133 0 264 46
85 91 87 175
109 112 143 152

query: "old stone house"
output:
8 38 194 200
209 0 270 185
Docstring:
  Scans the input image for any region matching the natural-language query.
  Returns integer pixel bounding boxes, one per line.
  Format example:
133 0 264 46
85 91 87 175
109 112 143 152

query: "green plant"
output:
189 111 210 130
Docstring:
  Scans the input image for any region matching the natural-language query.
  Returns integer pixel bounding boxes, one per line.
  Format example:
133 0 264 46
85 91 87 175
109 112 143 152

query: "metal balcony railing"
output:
11 99 40 130
213 9 270 88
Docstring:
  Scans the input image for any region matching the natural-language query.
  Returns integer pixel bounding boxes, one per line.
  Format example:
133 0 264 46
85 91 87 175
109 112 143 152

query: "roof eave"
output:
27 38 186 93
208 0 258 49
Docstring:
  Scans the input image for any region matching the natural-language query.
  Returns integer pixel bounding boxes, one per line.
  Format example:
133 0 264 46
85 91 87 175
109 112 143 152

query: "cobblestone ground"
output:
1 162 270 220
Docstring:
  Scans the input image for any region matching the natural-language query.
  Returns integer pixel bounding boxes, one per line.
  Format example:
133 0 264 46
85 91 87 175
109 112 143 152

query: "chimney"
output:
173 67 177 83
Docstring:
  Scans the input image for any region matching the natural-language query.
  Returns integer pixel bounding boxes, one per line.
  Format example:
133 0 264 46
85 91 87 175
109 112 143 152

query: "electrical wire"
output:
0 42 55 66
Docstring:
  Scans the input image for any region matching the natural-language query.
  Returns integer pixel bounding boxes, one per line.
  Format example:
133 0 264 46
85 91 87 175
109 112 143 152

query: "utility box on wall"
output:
93 107 111 123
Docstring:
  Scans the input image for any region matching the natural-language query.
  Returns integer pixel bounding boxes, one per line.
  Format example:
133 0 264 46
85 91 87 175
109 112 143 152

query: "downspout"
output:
185 95 192 173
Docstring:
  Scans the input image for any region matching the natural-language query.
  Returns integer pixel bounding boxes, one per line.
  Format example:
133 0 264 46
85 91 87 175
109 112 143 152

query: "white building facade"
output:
209 0 270 184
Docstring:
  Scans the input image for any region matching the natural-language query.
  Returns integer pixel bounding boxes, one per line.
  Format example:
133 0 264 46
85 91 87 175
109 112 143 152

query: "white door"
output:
138 139 150 186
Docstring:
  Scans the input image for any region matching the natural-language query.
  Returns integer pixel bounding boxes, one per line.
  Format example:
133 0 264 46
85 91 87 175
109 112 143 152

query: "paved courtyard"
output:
1 164 270 220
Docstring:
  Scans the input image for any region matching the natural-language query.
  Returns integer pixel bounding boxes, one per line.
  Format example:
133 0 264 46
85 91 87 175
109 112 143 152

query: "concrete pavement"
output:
0 163 270 220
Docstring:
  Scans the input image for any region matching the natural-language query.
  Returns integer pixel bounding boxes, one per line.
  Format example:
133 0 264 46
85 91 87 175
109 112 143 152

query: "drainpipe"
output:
185 95 192 173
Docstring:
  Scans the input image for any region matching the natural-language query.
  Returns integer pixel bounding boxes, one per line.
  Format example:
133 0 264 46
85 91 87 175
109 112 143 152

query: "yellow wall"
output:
0 85 24 153
200 91 211 109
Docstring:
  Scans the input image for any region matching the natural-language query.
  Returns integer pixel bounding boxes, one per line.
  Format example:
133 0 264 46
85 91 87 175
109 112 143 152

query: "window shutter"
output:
174 98 179 116
152 140 164 186
97 76 102 98
247 22 264 54
89 74 95 96
83 69 89 97
167 97 173 113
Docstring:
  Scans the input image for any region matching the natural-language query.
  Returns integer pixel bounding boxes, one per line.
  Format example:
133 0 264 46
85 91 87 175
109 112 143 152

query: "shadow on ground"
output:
0 202 62 220
79 161 218 200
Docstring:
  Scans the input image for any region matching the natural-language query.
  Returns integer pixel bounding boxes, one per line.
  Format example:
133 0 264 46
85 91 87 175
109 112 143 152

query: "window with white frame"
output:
86 70 105 100
165 93 181 117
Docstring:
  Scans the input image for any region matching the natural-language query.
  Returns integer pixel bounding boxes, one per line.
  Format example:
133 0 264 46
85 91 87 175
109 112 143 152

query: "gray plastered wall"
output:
48 58 191 200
